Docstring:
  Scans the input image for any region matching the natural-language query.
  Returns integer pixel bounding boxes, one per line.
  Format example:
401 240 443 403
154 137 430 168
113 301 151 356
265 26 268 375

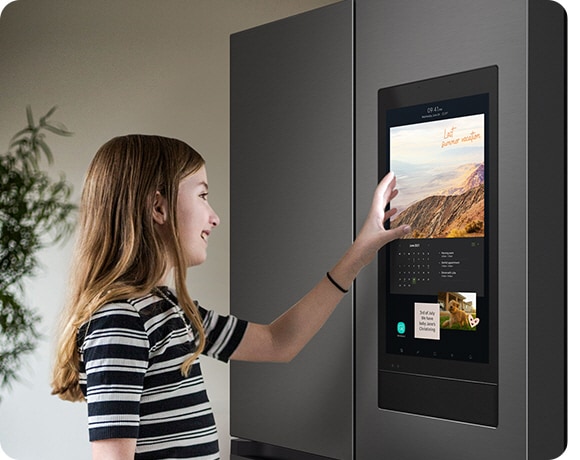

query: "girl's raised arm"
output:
231 172 411 363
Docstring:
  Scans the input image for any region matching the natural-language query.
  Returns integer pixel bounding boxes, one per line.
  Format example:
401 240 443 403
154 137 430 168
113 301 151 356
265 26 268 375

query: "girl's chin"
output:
186 253 208 267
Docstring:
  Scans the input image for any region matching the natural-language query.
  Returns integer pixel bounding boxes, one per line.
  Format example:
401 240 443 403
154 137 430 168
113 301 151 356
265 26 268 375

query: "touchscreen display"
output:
381 93 491 364
377 68 498 424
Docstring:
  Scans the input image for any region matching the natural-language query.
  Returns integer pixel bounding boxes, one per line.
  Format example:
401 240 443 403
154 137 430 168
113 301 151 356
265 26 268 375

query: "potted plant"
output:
0 106 76 397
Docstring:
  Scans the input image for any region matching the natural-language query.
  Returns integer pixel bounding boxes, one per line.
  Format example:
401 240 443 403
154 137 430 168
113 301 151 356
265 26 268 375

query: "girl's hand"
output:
352 172 411 268
231 172 411 364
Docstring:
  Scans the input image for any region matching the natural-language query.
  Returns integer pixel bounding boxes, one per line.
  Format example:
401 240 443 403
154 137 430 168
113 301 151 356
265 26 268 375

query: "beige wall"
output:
0 1 337 458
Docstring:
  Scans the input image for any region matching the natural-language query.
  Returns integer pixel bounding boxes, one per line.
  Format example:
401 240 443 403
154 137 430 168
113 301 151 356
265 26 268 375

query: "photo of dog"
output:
439 293 478 331
442 300 470 328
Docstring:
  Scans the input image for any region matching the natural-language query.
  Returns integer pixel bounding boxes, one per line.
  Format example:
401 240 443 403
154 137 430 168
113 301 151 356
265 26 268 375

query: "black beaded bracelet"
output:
326 271 349 294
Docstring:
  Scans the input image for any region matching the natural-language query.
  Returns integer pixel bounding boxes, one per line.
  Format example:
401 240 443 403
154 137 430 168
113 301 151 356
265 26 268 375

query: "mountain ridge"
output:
391 184 484 239
437 163 484 196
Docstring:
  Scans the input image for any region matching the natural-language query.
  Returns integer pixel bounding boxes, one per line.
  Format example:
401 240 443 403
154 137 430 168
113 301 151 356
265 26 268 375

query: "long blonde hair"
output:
51 135 206 402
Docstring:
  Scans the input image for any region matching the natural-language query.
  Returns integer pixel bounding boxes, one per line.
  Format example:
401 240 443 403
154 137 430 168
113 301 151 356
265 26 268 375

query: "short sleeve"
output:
79 302 150 441
197 305 248 362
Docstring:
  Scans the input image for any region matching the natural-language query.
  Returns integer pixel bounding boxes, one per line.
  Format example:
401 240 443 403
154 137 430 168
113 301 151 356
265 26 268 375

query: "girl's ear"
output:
152 191 168 225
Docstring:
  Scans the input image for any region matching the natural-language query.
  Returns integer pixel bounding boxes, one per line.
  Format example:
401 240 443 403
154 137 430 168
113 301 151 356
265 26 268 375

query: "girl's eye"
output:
200 193 208 201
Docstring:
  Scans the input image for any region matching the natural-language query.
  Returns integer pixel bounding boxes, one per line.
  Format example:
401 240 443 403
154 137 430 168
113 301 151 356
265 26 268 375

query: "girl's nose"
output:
210 208 220 227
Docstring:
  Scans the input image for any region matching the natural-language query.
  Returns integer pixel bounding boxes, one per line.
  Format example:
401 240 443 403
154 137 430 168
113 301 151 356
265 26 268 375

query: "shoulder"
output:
84 300 142 331
88 292 171 328
78 294 163 350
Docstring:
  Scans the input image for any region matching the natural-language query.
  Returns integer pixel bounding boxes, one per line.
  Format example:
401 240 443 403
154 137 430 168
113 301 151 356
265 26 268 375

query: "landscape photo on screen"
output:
389 113 485 239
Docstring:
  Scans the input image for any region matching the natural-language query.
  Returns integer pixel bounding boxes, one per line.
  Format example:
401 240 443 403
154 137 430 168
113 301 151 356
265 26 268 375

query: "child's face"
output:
176 165 220 266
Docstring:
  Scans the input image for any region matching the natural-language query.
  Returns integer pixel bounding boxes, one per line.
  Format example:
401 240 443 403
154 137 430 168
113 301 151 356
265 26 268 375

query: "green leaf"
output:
25 105 34 128
9 127 33 144
42 122 74 137
39 106 58 125
36 138 54 165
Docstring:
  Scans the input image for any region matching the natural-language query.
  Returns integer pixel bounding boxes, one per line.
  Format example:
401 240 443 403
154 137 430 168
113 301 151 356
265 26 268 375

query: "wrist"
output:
326 271 349 294
326 244 367 294
348 237 374 271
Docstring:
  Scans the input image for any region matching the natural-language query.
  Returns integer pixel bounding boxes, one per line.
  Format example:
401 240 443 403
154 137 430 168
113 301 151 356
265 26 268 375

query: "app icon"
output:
397 321 406 334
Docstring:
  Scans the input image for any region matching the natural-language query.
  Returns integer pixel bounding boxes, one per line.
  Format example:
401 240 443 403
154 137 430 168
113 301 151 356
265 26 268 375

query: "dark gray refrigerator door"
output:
355 0 526 457
355 0 565 459
231 0 565 458
230 2 354 459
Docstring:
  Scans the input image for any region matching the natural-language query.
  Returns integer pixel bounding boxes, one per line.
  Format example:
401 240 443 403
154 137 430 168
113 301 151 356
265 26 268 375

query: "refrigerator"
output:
230 1 566 459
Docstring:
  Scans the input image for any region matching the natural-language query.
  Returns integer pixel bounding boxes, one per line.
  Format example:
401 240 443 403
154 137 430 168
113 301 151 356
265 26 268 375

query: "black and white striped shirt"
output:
78 286 247 459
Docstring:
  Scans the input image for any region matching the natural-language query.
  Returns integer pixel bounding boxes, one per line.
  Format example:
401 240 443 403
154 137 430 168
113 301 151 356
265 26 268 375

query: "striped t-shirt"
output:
77 286 247 459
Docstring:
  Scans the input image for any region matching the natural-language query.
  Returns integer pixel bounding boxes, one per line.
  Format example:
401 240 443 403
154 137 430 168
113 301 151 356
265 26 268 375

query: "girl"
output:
51 134 410 459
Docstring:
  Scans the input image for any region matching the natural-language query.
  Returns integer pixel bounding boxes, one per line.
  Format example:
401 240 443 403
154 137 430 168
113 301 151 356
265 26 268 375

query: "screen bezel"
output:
378 66 498 384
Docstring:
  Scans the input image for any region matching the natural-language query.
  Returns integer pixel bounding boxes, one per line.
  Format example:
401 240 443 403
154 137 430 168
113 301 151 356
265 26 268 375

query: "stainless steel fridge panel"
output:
230 2 354 459
231 0 565 458
355 0 528 458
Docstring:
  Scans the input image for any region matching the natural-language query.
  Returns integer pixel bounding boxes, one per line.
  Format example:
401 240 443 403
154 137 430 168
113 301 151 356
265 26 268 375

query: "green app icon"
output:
397 322 406 334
